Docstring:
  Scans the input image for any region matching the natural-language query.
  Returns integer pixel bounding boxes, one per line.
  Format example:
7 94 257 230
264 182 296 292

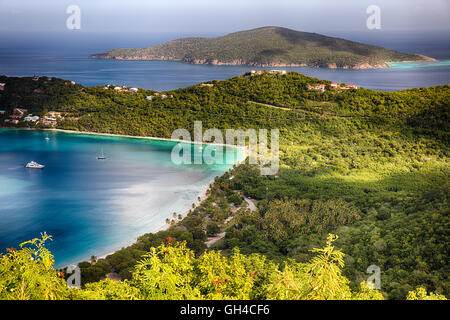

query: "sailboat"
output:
97 148 106 160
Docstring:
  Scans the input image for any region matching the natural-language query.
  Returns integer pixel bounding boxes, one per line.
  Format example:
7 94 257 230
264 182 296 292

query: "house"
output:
114 87 122 91
13 108 28 117
331 83 339 88
146 96 154 101
199 83 214 88
4 119 19 125
346 84 358 89
269 70 287 75
24 116 40 122
0 110 6 115
307 84 326 92
0 83 5 91
42 117 58 127
251 70 267 76
70 81 76 85
129 87 138 93
47 111 62 118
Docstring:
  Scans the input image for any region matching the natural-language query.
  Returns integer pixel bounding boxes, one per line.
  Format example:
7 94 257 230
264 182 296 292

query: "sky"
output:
0 0 449 35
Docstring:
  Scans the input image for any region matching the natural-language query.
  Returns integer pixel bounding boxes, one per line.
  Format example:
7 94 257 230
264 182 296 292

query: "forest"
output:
0 71 448 300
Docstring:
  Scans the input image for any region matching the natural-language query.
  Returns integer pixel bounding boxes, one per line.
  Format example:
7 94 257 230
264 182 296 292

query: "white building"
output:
129 87 138 93
0 83 5 91
269 70 287 75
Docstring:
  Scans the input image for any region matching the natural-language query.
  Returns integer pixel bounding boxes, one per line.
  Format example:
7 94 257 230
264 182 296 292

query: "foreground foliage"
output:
0 234 391 300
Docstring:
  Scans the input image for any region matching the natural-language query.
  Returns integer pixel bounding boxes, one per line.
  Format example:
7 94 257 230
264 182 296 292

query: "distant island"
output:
91 26 435 69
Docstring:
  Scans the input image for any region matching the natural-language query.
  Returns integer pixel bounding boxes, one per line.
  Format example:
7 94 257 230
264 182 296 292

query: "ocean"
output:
0 129 243 267
0 31 449 92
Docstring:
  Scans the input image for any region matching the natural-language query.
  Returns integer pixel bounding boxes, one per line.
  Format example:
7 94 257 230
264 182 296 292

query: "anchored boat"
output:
25 161 45 169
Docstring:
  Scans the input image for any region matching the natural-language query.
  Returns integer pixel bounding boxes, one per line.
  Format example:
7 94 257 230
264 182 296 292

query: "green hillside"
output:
0 72 448 300
91 26 435 68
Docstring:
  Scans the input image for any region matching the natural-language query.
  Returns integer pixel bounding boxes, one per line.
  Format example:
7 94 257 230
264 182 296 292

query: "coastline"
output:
91 56 437 70
94 179 213 262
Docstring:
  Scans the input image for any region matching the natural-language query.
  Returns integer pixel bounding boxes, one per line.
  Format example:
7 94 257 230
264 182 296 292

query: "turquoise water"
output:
388 60 450 70
0 129 243 267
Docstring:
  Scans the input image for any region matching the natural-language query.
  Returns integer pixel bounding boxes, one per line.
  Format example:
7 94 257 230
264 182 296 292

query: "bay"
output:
0 129 243 268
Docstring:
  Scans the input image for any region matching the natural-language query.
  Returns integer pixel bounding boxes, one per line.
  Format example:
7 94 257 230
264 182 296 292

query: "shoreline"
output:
94 179 213 262
91 56 437 69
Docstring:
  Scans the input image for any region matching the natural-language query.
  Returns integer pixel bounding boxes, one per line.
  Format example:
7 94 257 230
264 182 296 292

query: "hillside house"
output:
0 83 5 91
24 116 40 122
129 87 138 93
42 117 58 127
13 108 28 117
4 119 19 125
307 84 326 92
47 111 62 118
269 70 287 75
331 83 339 88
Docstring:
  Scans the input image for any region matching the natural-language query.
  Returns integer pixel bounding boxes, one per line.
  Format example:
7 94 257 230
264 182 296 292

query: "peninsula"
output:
91 26 435 69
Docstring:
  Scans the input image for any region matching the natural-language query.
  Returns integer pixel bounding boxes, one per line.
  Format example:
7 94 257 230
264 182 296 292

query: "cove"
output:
0 129 244 268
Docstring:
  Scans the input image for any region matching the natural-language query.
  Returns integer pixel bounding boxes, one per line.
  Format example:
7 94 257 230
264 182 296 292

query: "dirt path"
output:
206 232 226 248
244 196 257 211
248 100 291 111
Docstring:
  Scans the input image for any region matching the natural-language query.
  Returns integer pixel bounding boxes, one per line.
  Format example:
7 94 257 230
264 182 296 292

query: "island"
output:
0 72 448 300
91 26 435 69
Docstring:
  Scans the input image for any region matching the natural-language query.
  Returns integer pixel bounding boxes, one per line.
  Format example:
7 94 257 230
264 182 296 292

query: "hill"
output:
0 72 448 299
91 26 435 69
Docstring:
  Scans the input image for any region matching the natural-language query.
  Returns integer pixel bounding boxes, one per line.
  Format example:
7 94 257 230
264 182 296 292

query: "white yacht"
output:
97 148 106 160
25 161 45 169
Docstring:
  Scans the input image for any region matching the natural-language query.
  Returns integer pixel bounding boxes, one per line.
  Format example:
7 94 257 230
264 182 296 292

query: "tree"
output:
206 222 220 236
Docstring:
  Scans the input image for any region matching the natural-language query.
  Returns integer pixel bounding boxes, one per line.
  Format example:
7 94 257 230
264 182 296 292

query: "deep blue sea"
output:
0 129 242 267
0 31 449 91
